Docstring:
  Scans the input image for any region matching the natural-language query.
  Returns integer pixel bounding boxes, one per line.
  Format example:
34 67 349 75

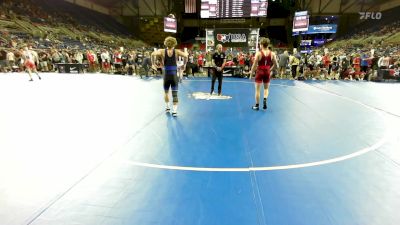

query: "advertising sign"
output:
293 24 337 35
300 40 312 46
307 24 337 34
164 17 177 33
214 29 250 47
313 39 326 46
293 11 309 32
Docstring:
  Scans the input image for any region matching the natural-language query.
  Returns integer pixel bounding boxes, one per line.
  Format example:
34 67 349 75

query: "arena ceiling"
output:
299 0 400 15
69 0 400 17
87 0 173 17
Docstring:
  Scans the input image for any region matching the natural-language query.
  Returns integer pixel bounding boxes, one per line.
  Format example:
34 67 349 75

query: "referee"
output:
210 44 226 96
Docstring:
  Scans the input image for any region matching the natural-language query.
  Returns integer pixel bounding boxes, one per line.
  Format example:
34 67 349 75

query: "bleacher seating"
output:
331 6 400 48
0 0 146 49
350 6 400 36
34 0 131 36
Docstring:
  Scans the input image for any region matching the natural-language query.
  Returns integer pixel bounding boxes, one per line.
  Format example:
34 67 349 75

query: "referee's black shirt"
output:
213 52 226 67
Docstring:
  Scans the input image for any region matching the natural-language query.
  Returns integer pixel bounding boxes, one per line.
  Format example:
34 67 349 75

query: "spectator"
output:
6 49 15 70
278 51 289 78
100 49 110 73
0 48 8 72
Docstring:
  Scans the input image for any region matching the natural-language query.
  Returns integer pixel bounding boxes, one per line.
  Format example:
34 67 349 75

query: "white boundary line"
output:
123 80 390 172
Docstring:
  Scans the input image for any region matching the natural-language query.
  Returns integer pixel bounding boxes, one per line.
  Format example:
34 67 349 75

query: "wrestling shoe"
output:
252 105 259 111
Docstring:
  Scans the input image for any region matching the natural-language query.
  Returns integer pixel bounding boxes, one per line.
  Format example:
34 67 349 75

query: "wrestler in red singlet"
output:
250 37 278 111
255 50 273 84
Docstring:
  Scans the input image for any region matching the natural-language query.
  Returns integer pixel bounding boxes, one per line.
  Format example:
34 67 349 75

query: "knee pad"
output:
172 91 178 103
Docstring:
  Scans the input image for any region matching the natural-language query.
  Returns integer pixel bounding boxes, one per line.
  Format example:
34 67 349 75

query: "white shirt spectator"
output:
23 50 34 63
75 52 83 64
31 50 39 64
101 51 110 63
177 56 184 67
6 51 15 62
316 54 322 65
378 56 390 67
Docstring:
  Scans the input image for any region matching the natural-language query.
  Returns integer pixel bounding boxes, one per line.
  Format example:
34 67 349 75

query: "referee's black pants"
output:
211 69 223 94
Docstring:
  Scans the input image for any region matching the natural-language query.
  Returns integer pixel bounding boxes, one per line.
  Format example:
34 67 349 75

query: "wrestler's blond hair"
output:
259 37 270 48
164 36 177 49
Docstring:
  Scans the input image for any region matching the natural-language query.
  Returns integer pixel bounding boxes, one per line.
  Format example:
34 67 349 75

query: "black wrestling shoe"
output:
172 111 178 117
29 79 33 81
165 107 171 113
252 105 259 110
263 99 267 110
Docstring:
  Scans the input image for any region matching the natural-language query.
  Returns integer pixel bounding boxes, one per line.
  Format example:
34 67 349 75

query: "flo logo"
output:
216 33 246 43
359 12 382 20
217 34 229 43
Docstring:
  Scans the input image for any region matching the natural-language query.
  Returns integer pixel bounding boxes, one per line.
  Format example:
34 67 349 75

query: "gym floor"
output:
0 73 399 225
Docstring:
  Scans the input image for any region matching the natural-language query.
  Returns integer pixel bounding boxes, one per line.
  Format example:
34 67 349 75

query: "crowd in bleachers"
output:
293 11 400 81
0 44 154 75
275 48 399 81
0 0 152 75
1 43 399 82
0 0 145 56
180 47 399 81
337 19 400 49
0 0 399 82
0 0 130 35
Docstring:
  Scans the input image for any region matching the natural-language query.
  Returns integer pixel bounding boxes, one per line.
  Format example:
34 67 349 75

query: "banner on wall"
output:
293 24 337 35
292 11 309 32
206 29 214 48
300 40 312 46
164 17 177 33
313 39 326 46
306 24 337 34
214 29 250 47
